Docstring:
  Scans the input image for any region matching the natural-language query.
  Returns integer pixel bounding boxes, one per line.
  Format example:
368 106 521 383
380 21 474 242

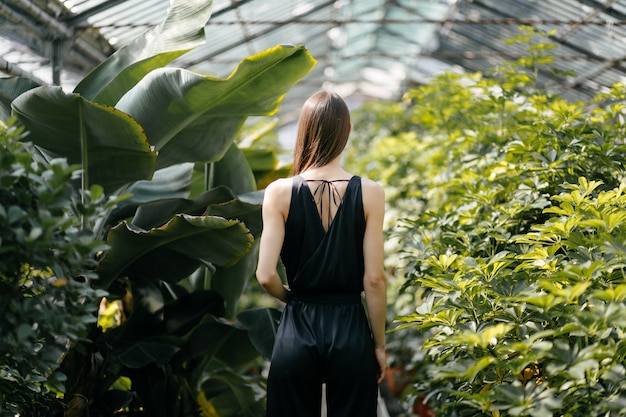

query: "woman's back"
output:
281 175 365 298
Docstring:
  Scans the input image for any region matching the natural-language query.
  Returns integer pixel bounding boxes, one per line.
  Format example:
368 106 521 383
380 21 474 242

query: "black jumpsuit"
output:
266 175 378 417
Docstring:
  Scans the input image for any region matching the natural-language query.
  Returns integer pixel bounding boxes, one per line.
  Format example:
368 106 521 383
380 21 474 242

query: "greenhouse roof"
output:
2 0 626 124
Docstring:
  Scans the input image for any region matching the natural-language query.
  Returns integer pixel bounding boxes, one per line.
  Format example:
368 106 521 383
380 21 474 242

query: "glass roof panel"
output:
66 0 113 14
2 0 626 124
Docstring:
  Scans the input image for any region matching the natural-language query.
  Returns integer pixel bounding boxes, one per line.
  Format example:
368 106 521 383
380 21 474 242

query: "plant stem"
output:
204 162 215 191
79 104 88 231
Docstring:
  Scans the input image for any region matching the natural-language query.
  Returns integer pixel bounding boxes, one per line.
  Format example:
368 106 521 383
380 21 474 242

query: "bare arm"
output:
362 179 387 383
256 179 291 303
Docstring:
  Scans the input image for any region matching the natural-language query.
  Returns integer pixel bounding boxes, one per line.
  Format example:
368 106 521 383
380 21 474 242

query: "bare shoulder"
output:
360 177 385 201
263 177 293 218
359 177 384 220
265 177 293 195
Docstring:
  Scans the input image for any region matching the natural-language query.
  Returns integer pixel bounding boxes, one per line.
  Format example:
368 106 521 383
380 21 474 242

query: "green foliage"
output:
0 0 315 415
348 27 626 416
0 119 108 415
11 86 157 193
236 118 293 191
400 178 626 416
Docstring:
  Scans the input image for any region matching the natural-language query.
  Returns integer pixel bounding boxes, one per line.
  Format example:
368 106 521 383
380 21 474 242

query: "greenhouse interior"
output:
3 0 626 416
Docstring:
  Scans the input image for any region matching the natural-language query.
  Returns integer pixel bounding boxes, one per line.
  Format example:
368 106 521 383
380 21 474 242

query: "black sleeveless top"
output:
280 175 366 300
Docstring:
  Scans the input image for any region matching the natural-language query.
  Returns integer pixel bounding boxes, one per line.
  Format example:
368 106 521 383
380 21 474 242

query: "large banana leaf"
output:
131 185 248 230
125 163 194 202
97 214 253 288
75 0 213 106
105 286 226 361
209 308 259 370
204 190 263 316
211 242 259 318
115 44 316 169
129 183 263 316
117 340 181 369
185 317 259 368
199 370 265 417
125 364 187 417
238 308 282 360
240 146 293 189
124 325 261 417
111 306 259 376
209 144 257 195
203 195 263 237
242 147 278 172
0 77 39 121
11 86 156 192
107 299 262 415
188 143 258 199
105 163 195 229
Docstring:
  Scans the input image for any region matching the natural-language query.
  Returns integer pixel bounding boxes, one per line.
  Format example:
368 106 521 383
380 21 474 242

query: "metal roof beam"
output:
0 0 107 61
161 17 626 27
0 55 47 83
468 0 609 61
66 0 256 27
468 0 625 95
554 0 620 41
0 0 110 87
212 0 257 18
186 0 336 64
564 54 626 89
10 0 73 38
436 25 565 85
575 0 626 21
0 2 49 52
63 0 127 26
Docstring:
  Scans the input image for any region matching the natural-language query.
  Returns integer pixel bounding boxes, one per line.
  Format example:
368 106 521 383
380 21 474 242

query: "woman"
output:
256 91 387 416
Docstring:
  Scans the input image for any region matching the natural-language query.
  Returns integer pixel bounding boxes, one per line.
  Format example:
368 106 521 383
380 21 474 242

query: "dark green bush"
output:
0 120 106 416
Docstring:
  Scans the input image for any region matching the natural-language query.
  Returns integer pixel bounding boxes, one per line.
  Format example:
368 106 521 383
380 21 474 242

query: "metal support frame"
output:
0 56 47 83
451 0 626 97
185 0 336 65
2 0 626 111
0 0 107 84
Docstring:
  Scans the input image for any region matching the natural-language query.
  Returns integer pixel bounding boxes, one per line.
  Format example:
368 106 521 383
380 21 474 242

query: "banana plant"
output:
3 0 316 414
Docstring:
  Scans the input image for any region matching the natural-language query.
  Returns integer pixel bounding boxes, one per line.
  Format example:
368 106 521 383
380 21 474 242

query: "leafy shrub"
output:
349 27 626 416
0 120 107 415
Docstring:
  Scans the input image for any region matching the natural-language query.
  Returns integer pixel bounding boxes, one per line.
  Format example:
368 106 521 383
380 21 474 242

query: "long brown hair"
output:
293 91 351 174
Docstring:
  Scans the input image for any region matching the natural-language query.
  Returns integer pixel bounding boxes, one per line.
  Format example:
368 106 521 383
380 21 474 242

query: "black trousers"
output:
266 299 378 417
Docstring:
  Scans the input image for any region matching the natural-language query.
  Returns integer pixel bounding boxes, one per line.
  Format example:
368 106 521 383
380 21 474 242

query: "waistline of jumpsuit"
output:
287 291 362 304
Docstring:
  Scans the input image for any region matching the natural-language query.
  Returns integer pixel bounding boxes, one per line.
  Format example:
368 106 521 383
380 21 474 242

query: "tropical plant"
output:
0 0 315 415
349 27 626 416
